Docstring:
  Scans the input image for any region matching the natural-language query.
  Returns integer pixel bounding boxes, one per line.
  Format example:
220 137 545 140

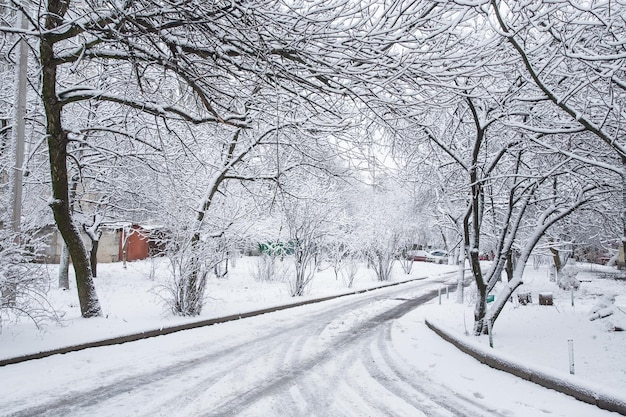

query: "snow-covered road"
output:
0 277 615 417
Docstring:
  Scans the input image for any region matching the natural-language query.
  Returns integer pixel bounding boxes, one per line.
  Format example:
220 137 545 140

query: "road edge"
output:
424 318 626 415
0 275 437 367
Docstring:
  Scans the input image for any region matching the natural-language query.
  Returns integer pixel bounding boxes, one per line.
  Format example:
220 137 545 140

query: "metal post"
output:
568 339 575 375
11 4 29 235
571 286 574 307
446 285 449 299
438 286 441 305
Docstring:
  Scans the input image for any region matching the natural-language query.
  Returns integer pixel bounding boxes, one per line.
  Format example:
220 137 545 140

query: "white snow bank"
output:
424 317 626 414
416 262 626 412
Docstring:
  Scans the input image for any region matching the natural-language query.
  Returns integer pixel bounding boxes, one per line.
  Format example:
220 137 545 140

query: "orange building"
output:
119 224 151 262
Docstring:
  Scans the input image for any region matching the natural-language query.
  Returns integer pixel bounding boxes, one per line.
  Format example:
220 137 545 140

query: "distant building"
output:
44 223 167 264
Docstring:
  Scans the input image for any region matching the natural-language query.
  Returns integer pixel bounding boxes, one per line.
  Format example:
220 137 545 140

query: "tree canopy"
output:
0 0 623 330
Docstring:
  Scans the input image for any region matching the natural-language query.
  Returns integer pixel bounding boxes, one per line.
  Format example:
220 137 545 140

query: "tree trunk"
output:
470 249 487 335
622 157 626 270
214 258 228 279
482 255 527 334
58 242 70 290
456 246 465 303
505 251 514 281
59 178 78 290
84 221 102 278
90 239 99 278
121 230 129 268
41 10 101 317
47 139 101 316
550 246 562 273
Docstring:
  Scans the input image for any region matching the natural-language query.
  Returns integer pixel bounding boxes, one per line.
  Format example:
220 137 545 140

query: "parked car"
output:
426 250 448 264
406 250 429 262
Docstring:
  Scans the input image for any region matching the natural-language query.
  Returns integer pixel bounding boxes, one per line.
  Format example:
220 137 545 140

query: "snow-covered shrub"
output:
588 293 625 331
557 259 580 290
252 254 290 283
339 258 360 288
367 248 396 282
0 232 57 329
589 294 616 321
160 236 229 316
162 247 210 316
399 252 414 275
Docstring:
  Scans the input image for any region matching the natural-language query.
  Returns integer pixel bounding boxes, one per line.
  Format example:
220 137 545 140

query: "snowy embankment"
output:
424 319 626 414
416 262 626 414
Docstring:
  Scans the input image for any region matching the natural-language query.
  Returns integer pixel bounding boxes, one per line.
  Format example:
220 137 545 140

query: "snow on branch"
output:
83 213 104 242
57 88 246 127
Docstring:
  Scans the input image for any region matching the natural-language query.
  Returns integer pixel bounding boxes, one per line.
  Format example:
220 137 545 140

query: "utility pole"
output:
12 5 29 235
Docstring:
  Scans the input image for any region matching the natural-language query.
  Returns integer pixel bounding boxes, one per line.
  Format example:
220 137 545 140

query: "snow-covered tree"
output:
489 0 626 271
374 1 620 333
5 0 405 317
351 180 417 282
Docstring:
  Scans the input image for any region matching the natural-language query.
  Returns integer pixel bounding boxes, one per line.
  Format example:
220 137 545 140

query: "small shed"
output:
119 224 153 262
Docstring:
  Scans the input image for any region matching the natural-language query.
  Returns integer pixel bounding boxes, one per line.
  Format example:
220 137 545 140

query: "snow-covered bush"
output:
0 232 57 329
589 294 616 321
252 254 290 283
399 255 414 275
588 293 625 331
162 247 210 316
339 257 360 288
352 184 422 282
160 236 230 316
557 259 580 290
367 248 396 282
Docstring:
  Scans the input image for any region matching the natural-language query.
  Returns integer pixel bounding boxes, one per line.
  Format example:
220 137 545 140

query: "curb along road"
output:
425 319 626 416
1 274 451 367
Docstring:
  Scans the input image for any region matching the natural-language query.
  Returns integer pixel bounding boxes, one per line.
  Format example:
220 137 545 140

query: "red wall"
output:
119 226 150 262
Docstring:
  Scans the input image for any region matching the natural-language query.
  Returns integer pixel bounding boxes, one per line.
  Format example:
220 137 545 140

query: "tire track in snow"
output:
3 305 343 417
361 326 475 417
196 289 442 416
5 280 456 417
374 325 510 417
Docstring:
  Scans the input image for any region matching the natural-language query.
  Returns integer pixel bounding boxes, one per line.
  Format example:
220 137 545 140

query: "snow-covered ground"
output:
2 256 440 359
422 262 626 391
1 256 625 415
